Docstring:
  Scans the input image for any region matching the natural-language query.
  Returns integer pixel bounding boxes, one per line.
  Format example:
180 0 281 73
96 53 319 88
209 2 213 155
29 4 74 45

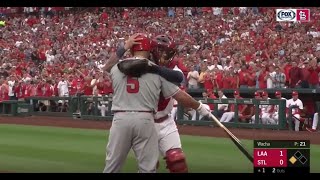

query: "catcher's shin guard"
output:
164 148 188 173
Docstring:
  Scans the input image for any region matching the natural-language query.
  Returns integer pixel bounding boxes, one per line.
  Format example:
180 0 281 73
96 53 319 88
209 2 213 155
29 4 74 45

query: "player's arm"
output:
149 64 184 84
160 79 210 117
118 59 184 84
102 34 143 72
172 90 210 117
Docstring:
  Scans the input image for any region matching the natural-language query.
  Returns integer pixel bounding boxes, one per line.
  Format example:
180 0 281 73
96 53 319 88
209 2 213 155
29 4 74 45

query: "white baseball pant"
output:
290 114 301 131
312 112 319 130
261 113 277 124
220 112 235 122
171 106 177 121
98 104 107 116
154 114 182 157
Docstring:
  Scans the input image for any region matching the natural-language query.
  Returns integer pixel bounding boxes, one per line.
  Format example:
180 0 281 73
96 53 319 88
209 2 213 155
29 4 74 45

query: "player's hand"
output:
124 33 143 50
197 102 211 117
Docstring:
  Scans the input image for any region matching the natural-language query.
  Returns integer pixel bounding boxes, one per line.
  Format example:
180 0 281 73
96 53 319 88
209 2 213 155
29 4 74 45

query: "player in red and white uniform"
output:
270 91 287 125
260 91 274 124
250 91 262 124
150 35 188 173
286 91 303 131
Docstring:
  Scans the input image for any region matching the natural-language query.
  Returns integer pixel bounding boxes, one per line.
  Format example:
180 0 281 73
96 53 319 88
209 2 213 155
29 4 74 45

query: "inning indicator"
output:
253 140 310 174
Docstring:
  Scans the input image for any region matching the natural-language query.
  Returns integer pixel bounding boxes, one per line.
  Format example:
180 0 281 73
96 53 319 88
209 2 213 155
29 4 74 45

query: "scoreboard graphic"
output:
253 140 310 174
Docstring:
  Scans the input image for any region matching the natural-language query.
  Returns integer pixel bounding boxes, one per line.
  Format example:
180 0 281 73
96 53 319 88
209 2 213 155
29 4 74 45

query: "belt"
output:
173 105 178 107
154 115 169 123
113 110 154 113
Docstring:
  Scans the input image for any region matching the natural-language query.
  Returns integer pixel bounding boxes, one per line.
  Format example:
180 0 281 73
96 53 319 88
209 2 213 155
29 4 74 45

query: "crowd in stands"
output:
0 7 319 131
0 7 320 106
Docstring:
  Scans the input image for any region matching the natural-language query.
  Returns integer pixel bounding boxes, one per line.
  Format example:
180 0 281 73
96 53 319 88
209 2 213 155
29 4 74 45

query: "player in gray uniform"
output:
102 33 212 173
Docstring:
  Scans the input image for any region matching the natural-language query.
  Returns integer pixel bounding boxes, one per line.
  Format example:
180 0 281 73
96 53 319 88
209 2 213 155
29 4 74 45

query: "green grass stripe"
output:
0 124 319 173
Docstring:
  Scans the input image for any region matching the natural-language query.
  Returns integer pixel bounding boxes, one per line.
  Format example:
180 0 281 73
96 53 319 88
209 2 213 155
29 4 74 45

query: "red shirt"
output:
83 81 93 96
258 71 267 89
308 67 320 85
229 97 245 112
238 71 248 86
36 83 52 97
283 64 292 82
24 84 33 98
0 86 9 101
289 67 302 88
203 73 214 90
14 84 26 99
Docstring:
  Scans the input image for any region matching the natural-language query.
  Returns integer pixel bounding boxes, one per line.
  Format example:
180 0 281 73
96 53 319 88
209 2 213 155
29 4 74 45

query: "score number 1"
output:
279 150 284 165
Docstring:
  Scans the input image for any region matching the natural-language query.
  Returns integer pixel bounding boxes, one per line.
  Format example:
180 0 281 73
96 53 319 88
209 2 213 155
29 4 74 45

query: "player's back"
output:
110 63 177 112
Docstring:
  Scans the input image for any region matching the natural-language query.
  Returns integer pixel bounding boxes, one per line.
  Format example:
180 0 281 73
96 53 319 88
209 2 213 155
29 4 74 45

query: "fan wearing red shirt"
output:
257 65 268 89
0 82 9 102
24 81 33 99
221 70 233 89
203 71 214 91
96 76 113 95
238 65 250 88
308 61 320 88
82 77 94 96
14 81 26 101
288 61 302 88
219 90 247 122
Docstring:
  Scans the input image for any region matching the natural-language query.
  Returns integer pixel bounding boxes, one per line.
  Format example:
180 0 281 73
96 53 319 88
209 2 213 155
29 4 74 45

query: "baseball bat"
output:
208 113 254 164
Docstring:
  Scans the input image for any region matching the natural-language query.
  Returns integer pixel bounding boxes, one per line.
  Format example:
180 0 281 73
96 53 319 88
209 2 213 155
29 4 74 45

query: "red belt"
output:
113 110 154 113
173 105 178 107
154 115 169 123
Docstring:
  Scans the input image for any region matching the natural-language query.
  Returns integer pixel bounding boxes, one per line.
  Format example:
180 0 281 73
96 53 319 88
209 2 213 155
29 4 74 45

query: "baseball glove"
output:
118 58 156 77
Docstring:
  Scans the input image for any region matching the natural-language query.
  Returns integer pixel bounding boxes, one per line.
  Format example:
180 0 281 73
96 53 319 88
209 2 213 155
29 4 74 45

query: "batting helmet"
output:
150 34 177 65
130 34 151 55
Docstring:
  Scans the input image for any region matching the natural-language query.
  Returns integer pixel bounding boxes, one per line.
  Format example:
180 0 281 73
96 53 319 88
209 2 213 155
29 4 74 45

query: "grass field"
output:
0 124 319 173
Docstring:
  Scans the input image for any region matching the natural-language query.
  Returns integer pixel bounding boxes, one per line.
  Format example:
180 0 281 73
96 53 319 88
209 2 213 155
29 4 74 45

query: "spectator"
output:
308 59 320 88
289 61 302 88
273 66 286 88
186 64 199 89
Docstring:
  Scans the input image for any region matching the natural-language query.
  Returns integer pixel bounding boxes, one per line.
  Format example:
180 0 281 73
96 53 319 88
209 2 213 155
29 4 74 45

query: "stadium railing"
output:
176 98 287 130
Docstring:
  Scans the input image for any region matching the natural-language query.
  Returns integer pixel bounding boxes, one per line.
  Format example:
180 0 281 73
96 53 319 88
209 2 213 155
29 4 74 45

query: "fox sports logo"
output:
277 10 296 21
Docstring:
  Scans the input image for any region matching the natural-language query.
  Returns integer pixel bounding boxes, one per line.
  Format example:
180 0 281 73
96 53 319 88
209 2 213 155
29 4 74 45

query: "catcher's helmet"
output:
150 34 177 65
131 34 151 54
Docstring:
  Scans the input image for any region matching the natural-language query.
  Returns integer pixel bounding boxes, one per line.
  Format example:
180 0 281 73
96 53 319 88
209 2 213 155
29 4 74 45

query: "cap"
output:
275 91 281 96
292 91 298 96
234 90 239 95
254 91 260 96
262 91 268 96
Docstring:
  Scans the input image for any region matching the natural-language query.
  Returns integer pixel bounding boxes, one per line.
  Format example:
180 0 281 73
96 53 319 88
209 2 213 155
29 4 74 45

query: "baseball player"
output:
250 91 262 124
102 34 212 173
220 90 247 123
260 91 273 124
270 91 287 124
117 34 214 173
102 34 181 173
306 113 319 132
286 91 303 131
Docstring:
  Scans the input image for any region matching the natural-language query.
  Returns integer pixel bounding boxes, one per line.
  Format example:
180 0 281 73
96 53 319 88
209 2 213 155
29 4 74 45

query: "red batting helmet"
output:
130 34 151 55
150 34 177 64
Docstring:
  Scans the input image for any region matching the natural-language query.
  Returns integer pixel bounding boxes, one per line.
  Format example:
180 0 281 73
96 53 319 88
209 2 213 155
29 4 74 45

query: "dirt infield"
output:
0 116 319 145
